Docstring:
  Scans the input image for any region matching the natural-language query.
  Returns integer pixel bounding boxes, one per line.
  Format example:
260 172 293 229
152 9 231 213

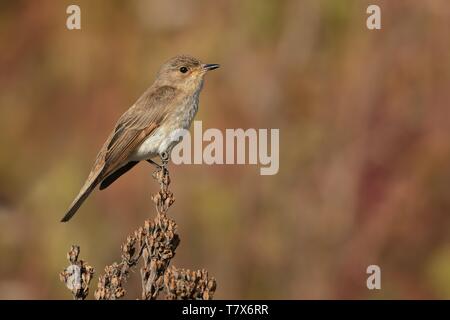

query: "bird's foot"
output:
160 151 170 168
148 151 170 183
147 159 163 169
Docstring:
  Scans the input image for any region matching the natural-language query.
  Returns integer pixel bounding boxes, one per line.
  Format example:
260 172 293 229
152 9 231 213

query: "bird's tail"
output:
61 169 103 222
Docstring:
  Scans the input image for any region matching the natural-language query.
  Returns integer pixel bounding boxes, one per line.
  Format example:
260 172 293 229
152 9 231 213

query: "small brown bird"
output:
61 55 219 222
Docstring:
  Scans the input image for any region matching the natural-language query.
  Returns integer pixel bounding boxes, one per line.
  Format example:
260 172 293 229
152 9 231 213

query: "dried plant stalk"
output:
140 212 180 299
61 167 217 300
59 245 94 300
140 167 179 299
164 266 217 300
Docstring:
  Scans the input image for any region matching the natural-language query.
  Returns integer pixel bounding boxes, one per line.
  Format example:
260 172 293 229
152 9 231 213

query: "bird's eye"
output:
179 66 188 73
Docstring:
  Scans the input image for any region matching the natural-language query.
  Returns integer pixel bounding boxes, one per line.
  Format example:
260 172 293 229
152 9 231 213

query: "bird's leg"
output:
147 150 170 177
159 151 170 169
146 159 165 180
146 159 162 168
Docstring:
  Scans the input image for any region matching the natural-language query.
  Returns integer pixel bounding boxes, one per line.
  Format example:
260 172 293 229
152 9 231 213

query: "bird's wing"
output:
61 85 178 222
101 85 178 178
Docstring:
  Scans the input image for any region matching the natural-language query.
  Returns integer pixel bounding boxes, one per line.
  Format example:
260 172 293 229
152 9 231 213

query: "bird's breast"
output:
130 95 199 161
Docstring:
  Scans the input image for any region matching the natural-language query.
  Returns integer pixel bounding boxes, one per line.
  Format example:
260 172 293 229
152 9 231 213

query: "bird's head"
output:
155 55 219 92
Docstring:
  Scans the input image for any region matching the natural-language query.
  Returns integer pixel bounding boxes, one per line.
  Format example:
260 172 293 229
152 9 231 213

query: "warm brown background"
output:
0 0 449 299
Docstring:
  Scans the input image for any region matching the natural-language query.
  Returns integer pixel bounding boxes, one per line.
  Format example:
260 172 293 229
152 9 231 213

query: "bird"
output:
61 55 219 222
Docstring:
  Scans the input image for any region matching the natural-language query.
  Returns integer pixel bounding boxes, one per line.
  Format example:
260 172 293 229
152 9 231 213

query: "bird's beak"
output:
202 63 220 71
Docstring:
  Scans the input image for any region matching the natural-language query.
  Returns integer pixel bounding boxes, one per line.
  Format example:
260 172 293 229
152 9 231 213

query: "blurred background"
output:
0 0 449 299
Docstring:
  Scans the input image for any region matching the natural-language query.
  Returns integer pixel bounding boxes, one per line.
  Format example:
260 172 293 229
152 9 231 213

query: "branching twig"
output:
164 266 217 300
60 167 217 300
59 245 94 300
